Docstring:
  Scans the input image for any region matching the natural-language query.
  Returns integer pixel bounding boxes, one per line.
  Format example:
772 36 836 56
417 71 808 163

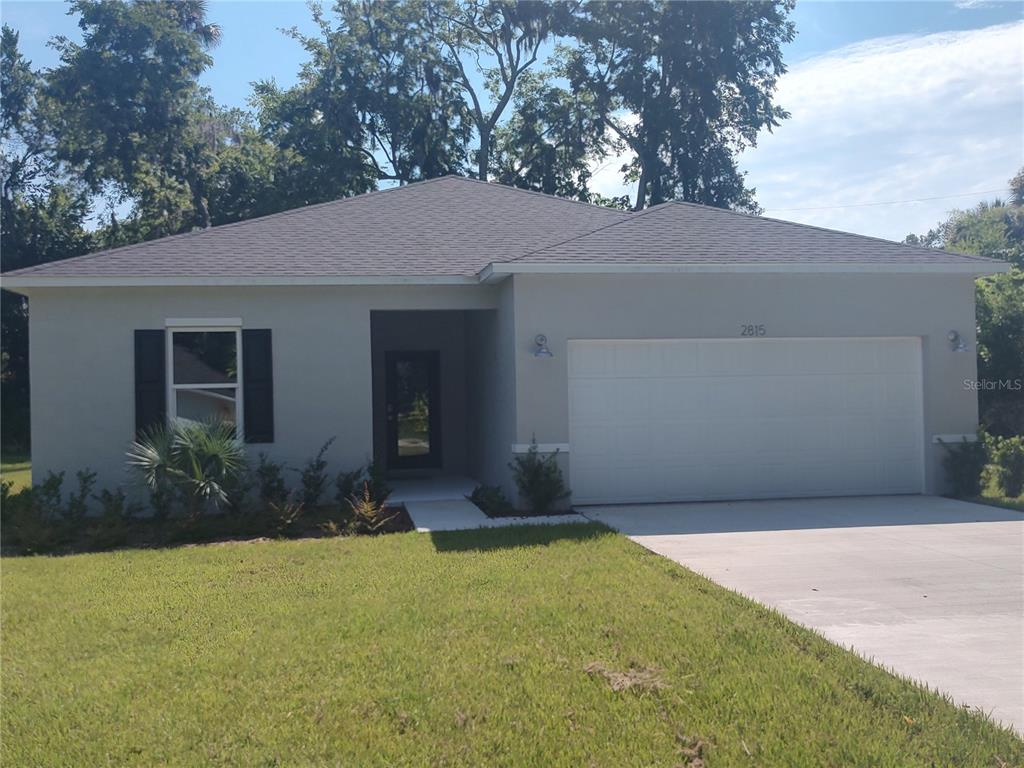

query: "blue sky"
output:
3 1 1022 240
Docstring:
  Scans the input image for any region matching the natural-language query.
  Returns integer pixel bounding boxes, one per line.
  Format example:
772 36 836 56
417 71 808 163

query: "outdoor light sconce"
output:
533 334 553 358
947 330 968 352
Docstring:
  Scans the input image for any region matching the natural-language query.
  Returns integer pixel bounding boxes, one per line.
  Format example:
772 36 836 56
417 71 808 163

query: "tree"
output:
260 0 471 194
906 167 1024 436
47 0 222 233
563 1 794 211
1 26 95 450
429 0 553 181
491 68 610 201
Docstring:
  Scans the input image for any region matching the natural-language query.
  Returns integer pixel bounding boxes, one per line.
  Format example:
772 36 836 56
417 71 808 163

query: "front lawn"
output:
3 525 1020 766
0 453 31 493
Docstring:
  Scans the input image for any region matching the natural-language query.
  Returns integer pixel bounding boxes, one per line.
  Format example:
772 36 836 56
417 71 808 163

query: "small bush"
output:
366 459 390 501
3 474 67 554
509 440 570 514
297 437 335 508
32 471 66 522
256 453 289 508
222 470 254 517
938 436 988 498
347 481 397 535
94 487 140 519
64 469 97 523
90 488 140 550
335 466 364 510
991 435 1024 497
468 484 515 517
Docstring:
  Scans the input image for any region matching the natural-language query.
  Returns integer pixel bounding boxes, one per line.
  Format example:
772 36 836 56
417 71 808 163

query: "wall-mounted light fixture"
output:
947 330 968 352
533 334 553 358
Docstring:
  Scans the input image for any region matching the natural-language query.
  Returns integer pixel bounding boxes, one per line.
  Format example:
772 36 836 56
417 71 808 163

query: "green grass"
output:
0 454 31 493
973 477 1024 512
3 525 1020 766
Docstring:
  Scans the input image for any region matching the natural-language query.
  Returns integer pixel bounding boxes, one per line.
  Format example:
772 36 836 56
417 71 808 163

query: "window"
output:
166 324 242 436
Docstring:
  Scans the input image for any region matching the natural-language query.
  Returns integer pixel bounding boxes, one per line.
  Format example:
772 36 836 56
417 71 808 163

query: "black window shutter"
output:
134 330 166 436
242 329 274 443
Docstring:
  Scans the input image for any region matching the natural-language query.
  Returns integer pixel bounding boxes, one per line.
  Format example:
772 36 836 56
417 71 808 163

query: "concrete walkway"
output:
390 475 587 532
583 495 1024 733
405 498 585 532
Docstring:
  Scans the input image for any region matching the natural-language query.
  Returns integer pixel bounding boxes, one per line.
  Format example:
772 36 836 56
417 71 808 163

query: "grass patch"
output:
3 524 1021 765
0 454 31 493
970 477 1024 512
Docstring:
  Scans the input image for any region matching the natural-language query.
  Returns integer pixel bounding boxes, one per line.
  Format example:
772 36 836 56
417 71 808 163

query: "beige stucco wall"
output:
26 285 498 494
508 272 982 497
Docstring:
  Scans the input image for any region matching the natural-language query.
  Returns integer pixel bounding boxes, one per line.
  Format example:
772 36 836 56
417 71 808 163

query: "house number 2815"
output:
740 324 767 337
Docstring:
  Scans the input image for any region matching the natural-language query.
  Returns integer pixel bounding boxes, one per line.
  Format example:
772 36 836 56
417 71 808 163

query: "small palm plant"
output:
128 419 247 519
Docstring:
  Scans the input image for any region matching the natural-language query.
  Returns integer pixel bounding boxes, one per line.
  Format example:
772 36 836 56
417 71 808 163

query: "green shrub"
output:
127 419 247 519
366 459 390 501
32 471 66 522
90 488 141 550
991 435 1024 497
63 469 97 523
2 473 68 554
509 440 570 514
335 466 364 510
468 484 515 517
256 453 289 508
297 437 335 508
938 436 988 498
222 470 254 517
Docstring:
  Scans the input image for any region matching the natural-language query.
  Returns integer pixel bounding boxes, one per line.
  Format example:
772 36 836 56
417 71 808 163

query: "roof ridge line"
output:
449 175 633 217
500 201 671 265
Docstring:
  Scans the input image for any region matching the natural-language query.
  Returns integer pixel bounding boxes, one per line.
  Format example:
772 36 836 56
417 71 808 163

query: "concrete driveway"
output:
583 495 1024 733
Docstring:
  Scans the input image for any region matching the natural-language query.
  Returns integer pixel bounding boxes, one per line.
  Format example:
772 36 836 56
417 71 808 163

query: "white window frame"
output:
165 320 243 440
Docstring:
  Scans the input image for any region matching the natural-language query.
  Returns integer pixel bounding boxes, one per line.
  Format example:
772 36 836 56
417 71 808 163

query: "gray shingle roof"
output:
4 176 627 279
514 200 998 266
2 176 1001 281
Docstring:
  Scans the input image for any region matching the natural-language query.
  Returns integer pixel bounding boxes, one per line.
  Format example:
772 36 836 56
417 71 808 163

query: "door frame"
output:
384 350 443 470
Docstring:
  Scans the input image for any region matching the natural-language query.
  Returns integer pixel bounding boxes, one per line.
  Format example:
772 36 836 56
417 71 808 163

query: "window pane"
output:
176 388 237 425
395 360 431 457
172 331 237 384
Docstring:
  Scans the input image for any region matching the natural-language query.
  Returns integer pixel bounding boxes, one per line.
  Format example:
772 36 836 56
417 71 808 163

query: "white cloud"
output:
591 22 1024 240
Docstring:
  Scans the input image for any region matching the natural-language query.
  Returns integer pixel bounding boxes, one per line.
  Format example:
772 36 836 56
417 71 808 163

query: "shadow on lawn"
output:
429 522 611 553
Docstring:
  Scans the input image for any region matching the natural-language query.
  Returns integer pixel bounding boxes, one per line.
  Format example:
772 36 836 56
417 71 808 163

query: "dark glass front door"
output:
385 351 441 469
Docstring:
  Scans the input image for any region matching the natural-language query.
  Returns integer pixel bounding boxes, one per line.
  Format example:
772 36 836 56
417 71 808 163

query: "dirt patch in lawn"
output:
584 661 669 693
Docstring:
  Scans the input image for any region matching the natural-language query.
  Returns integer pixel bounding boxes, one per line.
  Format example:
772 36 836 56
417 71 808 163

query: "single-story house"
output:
3 176 1008 505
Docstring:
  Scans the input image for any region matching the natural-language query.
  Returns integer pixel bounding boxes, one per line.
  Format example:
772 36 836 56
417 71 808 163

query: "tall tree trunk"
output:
634 162 651 210
477 126 491 181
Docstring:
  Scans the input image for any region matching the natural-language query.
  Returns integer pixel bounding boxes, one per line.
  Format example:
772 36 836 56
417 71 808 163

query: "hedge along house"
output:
3 176 1007 506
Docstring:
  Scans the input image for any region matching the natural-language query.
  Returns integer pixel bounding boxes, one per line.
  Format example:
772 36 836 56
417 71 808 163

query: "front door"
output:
385 350 442 470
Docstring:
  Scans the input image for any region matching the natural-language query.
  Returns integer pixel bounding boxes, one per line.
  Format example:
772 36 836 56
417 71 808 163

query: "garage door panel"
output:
568 338 924 504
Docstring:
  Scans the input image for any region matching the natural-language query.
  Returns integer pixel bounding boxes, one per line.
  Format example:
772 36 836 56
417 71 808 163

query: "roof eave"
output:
1 273 481 290
3 259 1009 291
482 261 1010 278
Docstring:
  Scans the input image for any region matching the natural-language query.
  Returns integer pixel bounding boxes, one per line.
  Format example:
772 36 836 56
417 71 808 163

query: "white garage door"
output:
568 338 924 504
